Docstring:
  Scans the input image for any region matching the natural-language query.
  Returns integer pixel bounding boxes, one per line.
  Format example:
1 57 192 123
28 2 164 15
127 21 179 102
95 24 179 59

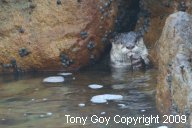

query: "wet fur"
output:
110 32 149 69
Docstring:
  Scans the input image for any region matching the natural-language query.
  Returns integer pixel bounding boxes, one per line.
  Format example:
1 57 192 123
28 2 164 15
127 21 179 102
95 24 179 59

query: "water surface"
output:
0 63 176 128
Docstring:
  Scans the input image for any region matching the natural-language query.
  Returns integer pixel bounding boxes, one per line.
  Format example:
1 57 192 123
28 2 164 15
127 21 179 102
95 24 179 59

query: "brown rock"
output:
0 0 118 73
135 0 192 67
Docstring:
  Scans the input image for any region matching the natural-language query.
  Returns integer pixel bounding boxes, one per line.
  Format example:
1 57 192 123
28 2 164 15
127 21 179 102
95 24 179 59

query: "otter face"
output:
110 32 149 69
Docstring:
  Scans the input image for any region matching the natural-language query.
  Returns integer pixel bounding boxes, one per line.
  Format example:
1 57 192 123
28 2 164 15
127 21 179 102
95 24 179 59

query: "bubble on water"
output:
117 104 127 108
43 98 48 101
158 126 168 128
43 76 64 83
141 109 146 112
90 94 123 103
46 112 53 116
88 84 103 89
101 112 106 115
57 73 73 76
35 88 39 91
78 103 85 107
39 115 45 118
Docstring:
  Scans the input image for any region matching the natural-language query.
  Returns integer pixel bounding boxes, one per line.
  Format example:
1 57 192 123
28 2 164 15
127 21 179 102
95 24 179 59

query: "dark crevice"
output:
99 0 142 66
114 0 140 33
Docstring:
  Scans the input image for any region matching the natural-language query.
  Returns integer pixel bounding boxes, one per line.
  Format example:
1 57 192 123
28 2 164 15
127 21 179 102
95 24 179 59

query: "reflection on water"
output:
0 63 178 128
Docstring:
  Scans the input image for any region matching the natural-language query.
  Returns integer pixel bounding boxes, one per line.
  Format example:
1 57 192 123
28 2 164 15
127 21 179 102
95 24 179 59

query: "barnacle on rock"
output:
19 48 31 57
177 1 187 12
29 4 36 9
57 0 62 5
10 59 17 68
80 31 88 39
77 0 81 3
1 64 12 69
87 41 95 50
60 53 73 67
18 27 25 33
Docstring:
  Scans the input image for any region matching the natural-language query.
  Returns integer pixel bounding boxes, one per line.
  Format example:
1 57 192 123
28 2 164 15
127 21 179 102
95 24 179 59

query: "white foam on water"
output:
88 84 103 89
90 94 123 103
39 115 45 118
111 84 127 90
58 73 72 76
46 112 53 116
43 76 64 83
101 112 106 115
78 103 85 107
141 109 146 112
118 104 126 107
157 126 168 128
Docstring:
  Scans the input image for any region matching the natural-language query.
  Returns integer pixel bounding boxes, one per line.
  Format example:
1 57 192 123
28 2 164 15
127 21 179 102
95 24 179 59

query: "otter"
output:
110 31 149 70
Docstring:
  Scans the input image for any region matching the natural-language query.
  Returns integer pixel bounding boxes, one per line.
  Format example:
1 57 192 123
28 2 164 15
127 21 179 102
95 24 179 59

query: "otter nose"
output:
126 45 135 49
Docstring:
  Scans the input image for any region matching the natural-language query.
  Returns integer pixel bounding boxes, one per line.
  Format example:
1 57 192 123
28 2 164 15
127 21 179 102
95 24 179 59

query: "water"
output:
0 61 177 128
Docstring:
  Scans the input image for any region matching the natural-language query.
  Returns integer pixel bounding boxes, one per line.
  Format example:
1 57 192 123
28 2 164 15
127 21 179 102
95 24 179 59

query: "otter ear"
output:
110 34 120 44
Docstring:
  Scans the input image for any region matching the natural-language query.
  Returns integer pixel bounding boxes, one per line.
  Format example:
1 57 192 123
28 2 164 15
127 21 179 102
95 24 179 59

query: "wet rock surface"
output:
156 11 192 127
0 0 117 73
134 0 192 67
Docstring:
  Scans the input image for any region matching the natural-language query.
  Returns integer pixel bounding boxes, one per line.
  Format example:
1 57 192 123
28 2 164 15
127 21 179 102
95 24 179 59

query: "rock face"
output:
135 0 192 67
156 11 192 125
0 0 117 73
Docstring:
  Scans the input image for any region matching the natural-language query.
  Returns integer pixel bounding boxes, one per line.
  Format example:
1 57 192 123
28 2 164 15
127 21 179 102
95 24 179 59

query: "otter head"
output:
110 31 149 69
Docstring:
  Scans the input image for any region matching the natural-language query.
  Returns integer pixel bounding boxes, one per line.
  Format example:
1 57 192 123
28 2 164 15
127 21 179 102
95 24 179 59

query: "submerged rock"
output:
43 76 64 83
90 94 123 103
